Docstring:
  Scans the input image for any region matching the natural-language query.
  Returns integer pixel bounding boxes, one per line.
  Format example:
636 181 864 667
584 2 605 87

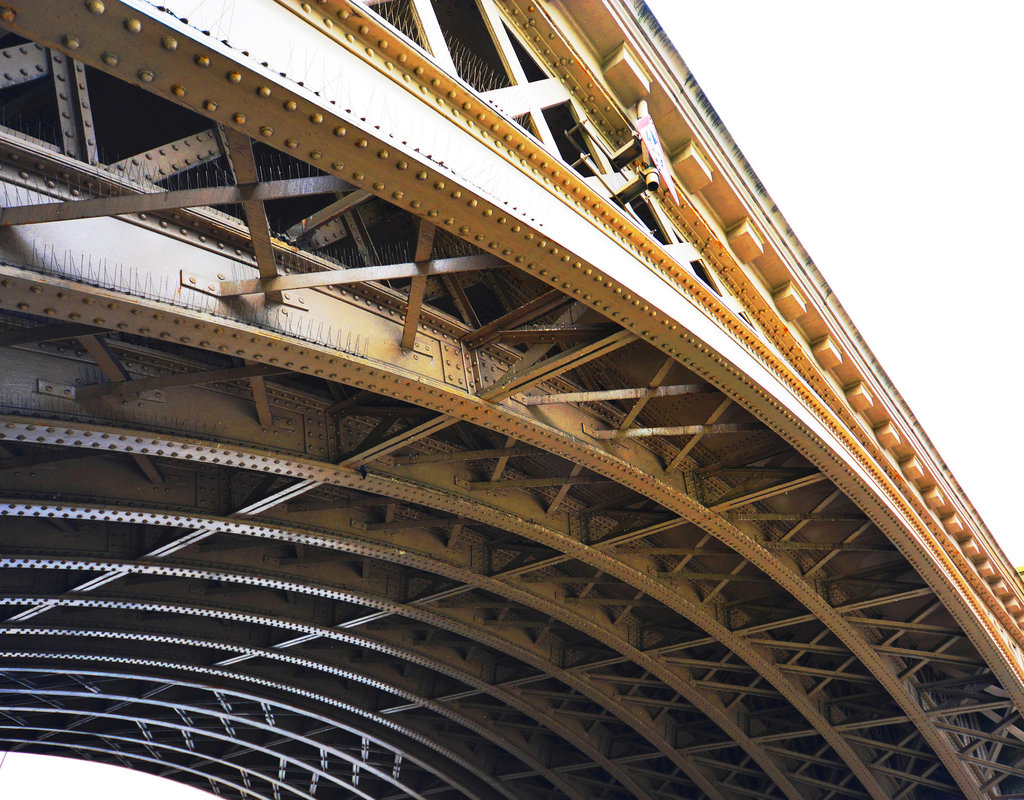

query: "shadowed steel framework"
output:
0 2 1021 799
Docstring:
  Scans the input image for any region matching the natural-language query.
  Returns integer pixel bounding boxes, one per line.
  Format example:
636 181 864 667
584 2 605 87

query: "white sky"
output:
3 1 1023 797
647 0 1024 564
0 752 217 799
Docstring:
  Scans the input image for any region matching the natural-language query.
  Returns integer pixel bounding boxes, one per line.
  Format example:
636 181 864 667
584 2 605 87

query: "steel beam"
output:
0 419 889 799
521 383 713 405
0 322 105 347
109 128 222 180
214 254 506 296
0 42 49 89
401 221 437 351
479 330 634 401
0 176 348 225
583 422 761 440
0 2 1014 797
75 363 289 400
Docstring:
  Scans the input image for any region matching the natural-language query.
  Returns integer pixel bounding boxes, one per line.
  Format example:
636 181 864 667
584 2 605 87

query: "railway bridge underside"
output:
0 2 1022 800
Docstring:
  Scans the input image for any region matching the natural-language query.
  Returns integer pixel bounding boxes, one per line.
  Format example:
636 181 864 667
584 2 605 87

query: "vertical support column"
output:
49 50 97 164
401 220 436 351
219 127 278 281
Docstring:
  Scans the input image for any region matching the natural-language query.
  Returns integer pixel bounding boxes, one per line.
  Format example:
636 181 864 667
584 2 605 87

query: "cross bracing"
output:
0 1 1021 799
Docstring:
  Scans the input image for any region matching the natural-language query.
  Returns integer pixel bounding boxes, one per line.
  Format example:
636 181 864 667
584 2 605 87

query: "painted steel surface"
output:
0 2 1019 799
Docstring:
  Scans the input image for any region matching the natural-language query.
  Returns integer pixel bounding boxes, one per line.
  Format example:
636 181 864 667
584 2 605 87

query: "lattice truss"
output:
0 2 1020 800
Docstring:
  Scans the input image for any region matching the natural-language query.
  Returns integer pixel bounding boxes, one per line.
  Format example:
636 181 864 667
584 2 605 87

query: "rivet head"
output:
124 18 142 33
195 54 210 67
62 34 82 50
137 69 155 83
203 99 217 111
355 138 367 148
331 161 344 170
227 71 242 83
285 138 298 149
232 113 246 124
257 86 271 98
171 84 186 97
333 126 346 137
309 150 322 159
259 126 273 137
309 112 323 124
161 36 177 51
283 100 297 111
0 7 14 22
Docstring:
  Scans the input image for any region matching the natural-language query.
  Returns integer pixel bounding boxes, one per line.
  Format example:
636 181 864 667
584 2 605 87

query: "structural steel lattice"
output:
0 1 1021 799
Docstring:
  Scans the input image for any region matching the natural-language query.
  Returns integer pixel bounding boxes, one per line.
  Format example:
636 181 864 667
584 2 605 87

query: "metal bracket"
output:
180 270 223 296
36 379 166 403
411 337 434 359
35 379 76 400
440 342 469 390
180 270 307 311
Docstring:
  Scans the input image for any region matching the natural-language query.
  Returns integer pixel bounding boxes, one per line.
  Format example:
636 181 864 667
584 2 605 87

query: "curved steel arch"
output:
0 518 757 798
0 589 664 800
0 234 991 794
0 626 607 794
0 425 886 799
0 0 1020 798
0 410 974 796
0 657 547 800
0 395 995 794
0 691 424 800
0 227 1002 799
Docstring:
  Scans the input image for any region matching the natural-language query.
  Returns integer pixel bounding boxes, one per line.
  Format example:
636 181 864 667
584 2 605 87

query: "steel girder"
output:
0 1 1020 799
0 405 1008 798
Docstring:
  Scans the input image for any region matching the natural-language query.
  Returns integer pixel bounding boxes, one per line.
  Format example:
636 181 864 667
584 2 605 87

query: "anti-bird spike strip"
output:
0 1 1019 800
